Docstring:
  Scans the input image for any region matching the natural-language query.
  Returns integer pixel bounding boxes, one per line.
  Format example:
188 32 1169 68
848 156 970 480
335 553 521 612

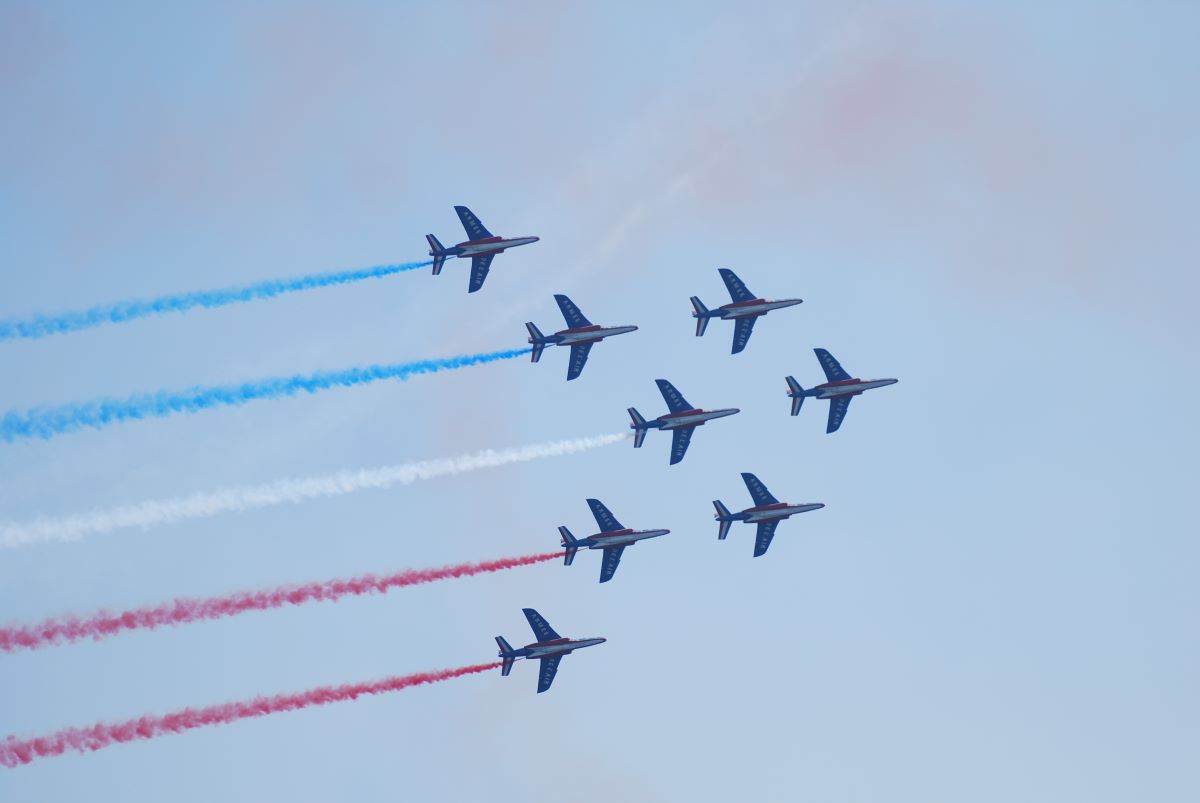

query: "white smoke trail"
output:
1 432 628 548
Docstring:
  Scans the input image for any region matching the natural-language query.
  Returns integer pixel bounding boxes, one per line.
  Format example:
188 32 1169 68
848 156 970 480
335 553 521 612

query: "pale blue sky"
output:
1 2 1197 801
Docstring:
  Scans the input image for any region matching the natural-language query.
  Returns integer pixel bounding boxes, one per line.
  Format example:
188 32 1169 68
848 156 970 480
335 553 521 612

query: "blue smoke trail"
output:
0 347 531 443
0 261 432 341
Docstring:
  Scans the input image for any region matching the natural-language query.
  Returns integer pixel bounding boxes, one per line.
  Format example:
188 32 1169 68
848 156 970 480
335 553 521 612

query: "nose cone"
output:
882 378 899 386
530 236 541 243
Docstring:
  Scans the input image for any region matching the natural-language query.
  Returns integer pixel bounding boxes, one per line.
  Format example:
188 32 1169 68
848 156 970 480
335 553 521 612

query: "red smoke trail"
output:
0 552 560 653
0 661 500 768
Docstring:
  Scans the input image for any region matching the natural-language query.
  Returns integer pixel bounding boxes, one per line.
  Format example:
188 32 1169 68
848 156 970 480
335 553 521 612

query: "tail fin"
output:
627 408 648 448
495 636 515 676
526 322 546 363
558 526 579 566
785 376 805 416
690 297 711 337
426 234 447 275
713 500 733 540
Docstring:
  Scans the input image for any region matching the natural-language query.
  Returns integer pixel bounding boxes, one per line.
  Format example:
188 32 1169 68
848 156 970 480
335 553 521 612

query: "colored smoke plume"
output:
0 552 560 653
0 662 500 768
1 432 627 547
0 346 530 443
0 261 431 340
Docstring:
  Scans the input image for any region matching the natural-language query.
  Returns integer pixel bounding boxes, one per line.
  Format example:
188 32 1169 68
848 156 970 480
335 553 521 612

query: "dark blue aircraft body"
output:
526 295 638 380
495 608 606 693
559 498 670 583
628 379 740 465
786 348 898 433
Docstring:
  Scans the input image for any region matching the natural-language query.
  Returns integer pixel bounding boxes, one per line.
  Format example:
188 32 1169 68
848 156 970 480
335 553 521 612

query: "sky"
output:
1 1 1197 800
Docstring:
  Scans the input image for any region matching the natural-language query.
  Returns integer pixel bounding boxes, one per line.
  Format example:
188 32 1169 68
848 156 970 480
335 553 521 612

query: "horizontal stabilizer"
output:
559 526 579 566
628 408 647 448
786 376 805 416
526 323 545 362
426 234 446 276
713 500 733 540
690 297 711 337
495 636 515 676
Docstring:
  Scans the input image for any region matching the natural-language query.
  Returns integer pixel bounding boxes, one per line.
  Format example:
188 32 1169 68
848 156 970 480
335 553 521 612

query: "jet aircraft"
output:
690 268 803 354
786 348 898 433
426 205 539 293
559 498 670 583
713 472 825 557
628 379 740 465
495 608 606 693
526 295 638 380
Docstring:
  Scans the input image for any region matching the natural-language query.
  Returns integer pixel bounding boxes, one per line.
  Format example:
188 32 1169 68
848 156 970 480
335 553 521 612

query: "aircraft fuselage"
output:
716 298 803 319
739 502 826 523
548 324 639 346
518 637 607 660
450 235 540 258
809 377 898 399
582 528 670 549
654 408 740 430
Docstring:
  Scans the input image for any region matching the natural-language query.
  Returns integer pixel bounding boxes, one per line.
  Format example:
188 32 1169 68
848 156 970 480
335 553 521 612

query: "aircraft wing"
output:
826 396 852 433
522 608 561 641
815 348 851 382
655 379 694 413
536 655 563 694
554 294 592 328
566 343 593 381
718 268 756 302
731 317 757 354
454 205 493 240
669 427 694 465
468 253 495 293
741 473 779 506
753 520 780 557
599 545 626 584
586 498 624 532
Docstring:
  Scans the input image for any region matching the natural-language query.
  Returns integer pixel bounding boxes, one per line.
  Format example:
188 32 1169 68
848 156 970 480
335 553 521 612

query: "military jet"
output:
628 379 740 465
526 295 638 380
495 608 606 693
559 498 670 583
690 268 803 354
787 348 898 433
426 205 539 293
713 473 825 557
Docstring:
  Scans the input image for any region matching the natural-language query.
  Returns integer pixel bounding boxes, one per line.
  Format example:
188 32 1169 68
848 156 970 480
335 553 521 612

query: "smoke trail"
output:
1 432 627 548
0 346 530 443
0 662 499 767
0 261 432 341
1 552 561 653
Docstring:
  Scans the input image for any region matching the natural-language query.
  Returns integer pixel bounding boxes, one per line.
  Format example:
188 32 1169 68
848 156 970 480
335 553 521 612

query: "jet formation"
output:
418 211 897 691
